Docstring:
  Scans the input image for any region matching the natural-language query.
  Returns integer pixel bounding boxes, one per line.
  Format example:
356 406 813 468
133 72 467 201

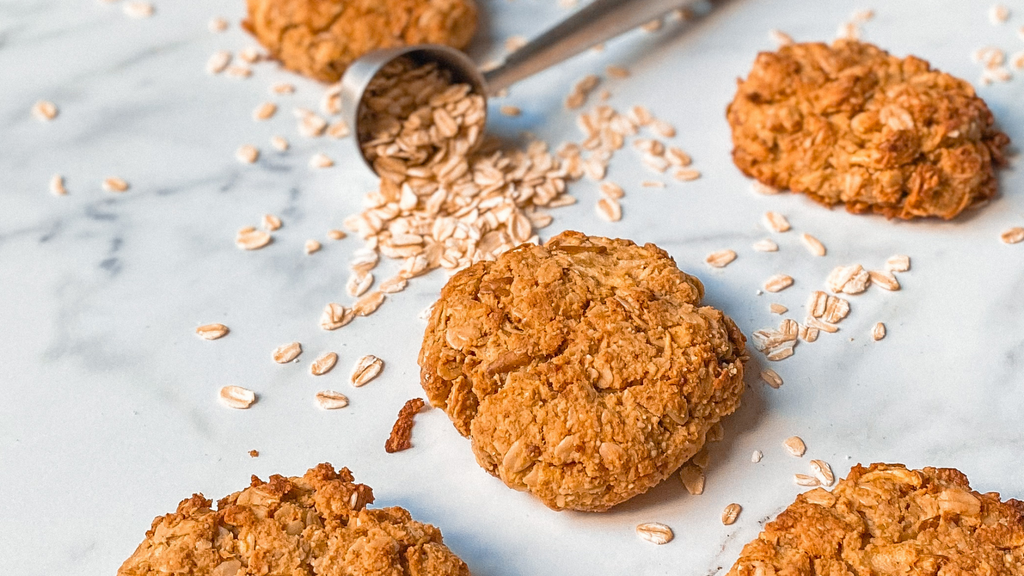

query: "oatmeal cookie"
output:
118 463 470 576
727 40 1009 220
243 0 478 82
418 231 748 512
728 463 1024 576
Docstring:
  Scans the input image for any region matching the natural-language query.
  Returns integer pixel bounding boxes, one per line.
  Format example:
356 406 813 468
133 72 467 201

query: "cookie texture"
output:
728 463 1024 576
727 40 1009 220
418 231 748 512
243 0 478 82
118 463 470 576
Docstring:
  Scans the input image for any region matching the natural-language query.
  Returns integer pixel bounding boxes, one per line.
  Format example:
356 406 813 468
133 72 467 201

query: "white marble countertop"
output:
2 0 1023 574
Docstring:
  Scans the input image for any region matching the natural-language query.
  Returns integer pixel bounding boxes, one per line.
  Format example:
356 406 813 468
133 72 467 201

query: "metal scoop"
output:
340 0 700 174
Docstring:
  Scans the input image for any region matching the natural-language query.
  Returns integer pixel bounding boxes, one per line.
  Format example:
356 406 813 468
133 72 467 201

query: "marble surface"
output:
2 0 1024 574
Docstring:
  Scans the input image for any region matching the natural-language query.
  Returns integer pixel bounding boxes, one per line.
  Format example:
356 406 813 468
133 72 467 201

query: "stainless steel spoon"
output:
340 0 700 174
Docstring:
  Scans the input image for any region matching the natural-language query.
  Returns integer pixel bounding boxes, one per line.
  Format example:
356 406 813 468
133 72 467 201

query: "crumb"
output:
385 398 426 453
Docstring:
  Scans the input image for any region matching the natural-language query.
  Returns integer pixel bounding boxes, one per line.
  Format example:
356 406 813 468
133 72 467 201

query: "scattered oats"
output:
769 29 794 46
811 459 835 486
691 448 711 469
827 264 870 294
225 65 252 79
649 119 675 139
379 276 407 294
350 355 384 387
763 211 791 232
252 102 277 121
767 346 794 361
801 233 826 256
320 303 354 330
558 0 577 7
764 274 794 293
236 145 259 164
794 474 821 487
1001 227 1024 244
642 18 663 32
262 214 282 231
327 229 346 240
885 254 910 273
271 82 295 95
32 101 58 121
499 105 521 117
769 303 788 314
600 181 625 199
751 181 781 195
236 228 271 250
347 271 374 298
270 135 289 151
705 249 737 268
505 35 527 53
272 342 302 363
320 84 341 115
673 168 701 182
304 239 321 255
760 368 783 389
315 390 349 409
238 47 263 64
353 291 385 316
102 177 130 193
565 74 601 109
1012 51 1024 70
309 152 334 168
327 121 350 139
418 303 435 321
679 464 705 495
219 386 256 409
990 4 1010 24
805 316 839 334
868 270 900 291
872 322 886 341
309 352 338 376
784 436 807 457
596 197 622 222
195 323 229 340
721 503 742 526
753 238 779 252
49 174 67 196
208 17 228 33
123 1 154 18
641 180 666 188
666 147 692 167
606 65 630 78
635 522 674 545
751 450 763 463
836 21 860 40
850 9 874 22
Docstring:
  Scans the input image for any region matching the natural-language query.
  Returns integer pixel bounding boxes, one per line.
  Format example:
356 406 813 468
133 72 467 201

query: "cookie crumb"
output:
385 398 426 453
248 449 259 457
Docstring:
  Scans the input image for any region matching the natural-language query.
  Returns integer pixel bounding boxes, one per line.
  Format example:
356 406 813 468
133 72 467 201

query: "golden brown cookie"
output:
243 0 478 82
418 231 748 512
727 40 1009 220
118 463 470 576
728 463 1024 576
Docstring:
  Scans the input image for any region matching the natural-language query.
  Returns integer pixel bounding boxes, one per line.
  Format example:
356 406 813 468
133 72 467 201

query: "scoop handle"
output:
482 0 700 94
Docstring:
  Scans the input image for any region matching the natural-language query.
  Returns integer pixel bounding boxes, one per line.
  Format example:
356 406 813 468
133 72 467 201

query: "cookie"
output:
118 463 470 576
418 231 748 512
728 463 1024 576
727 40 1009 220
243 0 478 82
